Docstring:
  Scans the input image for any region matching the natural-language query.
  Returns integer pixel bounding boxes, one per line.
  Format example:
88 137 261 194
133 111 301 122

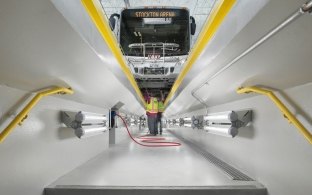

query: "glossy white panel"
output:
0 85 109 195
0 0 144 114
165 0 312 116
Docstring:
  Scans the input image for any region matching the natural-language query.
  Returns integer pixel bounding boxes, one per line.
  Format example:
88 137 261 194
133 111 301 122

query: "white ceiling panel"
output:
165 0 312 117
0 0 144 114
1 0 311 118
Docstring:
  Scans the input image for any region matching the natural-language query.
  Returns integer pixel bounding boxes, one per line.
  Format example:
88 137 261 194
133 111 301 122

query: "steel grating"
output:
168 130 254 181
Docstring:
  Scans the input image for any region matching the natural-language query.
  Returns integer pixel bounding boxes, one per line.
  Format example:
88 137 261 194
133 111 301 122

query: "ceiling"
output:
0 0 144 114
164 0 312 117
0 0 311 117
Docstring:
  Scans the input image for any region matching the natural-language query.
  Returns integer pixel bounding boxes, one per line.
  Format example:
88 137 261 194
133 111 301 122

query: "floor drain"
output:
169 130 254 181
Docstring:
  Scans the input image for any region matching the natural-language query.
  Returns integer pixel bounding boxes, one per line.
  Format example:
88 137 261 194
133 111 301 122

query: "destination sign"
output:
122 9 186 18
122 9 189 19
134 11 176 18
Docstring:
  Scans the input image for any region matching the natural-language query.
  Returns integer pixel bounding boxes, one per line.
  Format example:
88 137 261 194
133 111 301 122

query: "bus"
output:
109 7 196 99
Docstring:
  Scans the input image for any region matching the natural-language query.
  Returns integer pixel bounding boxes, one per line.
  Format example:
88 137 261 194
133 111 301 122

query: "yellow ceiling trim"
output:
81 0 145 106
164 0 236 107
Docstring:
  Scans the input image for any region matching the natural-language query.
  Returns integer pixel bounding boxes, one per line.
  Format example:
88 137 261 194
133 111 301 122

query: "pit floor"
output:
48 130 263 188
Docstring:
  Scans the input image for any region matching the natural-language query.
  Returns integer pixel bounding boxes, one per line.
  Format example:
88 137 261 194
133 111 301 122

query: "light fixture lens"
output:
75 112 107 124
204 111 238 122
75 126 108 138
204 126 238 137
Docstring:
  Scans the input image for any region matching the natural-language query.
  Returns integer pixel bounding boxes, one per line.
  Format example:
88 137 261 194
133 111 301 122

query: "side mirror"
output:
190 16 196 35
109 14 120 31
109 17 116 30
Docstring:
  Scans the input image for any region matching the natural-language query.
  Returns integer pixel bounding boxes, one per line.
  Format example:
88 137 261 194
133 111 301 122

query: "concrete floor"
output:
48 130 263 187
46 130 266 195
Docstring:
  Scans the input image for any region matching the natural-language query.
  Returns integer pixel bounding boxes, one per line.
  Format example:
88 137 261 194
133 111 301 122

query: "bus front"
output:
110 7 195 99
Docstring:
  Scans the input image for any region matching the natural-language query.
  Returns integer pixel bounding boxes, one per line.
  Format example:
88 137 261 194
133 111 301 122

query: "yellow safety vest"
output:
146 97 158 114
158 101 165 113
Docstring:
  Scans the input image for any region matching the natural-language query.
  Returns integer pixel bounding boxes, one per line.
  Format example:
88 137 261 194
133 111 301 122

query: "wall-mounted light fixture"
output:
203 110 252 138
178 118 184 127
179 117 192 127
75 125 107 138
61 111 108 138
191 115 204 129
173 111 252 137
130 116 139 126
170 119 179 127
174 118 180 126
75 111 107 124
165 119 172 126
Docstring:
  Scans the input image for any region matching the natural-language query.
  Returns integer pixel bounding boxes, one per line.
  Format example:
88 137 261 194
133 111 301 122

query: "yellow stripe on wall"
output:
81 0 145 105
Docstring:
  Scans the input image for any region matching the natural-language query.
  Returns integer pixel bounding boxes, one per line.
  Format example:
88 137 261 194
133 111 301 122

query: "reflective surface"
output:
50 130 262 187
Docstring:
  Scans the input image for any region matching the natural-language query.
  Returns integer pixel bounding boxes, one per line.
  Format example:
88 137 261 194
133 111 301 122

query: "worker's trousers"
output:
147 115 157 135
157 112 163 133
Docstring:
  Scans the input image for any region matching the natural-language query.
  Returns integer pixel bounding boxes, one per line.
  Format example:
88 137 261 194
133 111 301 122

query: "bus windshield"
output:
120 8 190 57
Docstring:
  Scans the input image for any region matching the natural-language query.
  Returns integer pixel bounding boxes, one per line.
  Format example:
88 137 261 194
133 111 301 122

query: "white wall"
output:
169 82 312 195
0 85 110 195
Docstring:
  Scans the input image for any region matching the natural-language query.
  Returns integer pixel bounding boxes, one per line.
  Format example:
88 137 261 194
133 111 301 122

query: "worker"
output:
156 91 165 135
144 90 159 135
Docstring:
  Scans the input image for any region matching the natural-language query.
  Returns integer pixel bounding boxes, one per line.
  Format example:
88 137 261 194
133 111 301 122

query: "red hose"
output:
116 114 181 147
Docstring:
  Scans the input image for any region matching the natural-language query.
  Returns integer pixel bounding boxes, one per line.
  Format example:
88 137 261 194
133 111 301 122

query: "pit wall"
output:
0 85 135 195
168 82 312 195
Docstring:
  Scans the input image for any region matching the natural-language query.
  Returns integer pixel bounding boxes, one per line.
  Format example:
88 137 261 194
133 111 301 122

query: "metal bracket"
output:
61 111 81 129
232 110 252 128
179 118 184 127
191 115 204 129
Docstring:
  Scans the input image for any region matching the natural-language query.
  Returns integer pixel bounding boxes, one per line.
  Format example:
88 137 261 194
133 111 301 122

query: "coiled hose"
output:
116 114 181 147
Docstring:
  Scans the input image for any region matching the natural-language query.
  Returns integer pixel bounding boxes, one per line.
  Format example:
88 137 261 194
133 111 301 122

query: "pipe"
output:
191 89 209 112
0 87 73 143
192 1 312 110
237 86 312 144
301 0 312 12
